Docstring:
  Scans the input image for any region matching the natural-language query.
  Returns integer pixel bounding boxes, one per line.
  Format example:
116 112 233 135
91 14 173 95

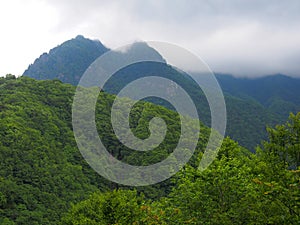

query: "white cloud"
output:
0 0 300 77
0 0 63 76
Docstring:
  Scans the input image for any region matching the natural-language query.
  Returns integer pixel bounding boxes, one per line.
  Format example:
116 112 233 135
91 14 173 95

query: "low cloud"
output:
1 0 300 77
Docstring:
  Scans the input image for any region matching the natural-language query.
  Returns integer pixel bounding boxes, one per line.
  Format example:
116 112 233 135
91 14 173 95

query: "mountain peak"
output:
23 36 166 85
75 34 85 40
23 36 109 85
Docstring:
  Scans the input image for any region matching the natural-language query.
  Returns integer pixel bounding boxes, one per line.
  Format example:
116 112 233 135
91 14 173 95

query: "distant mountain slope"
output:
216 74 300 117
22 35 298 150
99 61 281 150
23 35 109 85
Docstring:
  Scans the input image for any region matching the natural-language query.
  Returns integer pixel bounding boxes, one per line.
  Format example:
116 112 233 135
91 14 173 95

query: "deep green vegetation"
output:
61 115 300 224
0 76 107 224
104 61 281 150
22 35 300 150
0 75 207 223
0 75 299 224
216 73 300 117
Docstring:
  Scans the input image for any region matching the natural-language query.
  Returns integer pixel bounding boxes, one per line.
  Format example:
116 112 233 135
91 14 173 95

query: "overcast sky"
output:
1 0 300 77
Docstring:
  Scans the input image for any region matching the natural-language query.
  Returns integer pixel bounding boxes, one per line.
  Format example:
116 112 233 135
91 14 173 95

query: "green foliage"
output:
60 190 144 225
0 76 209 223
260 113 300 168
60 189 171 225
62 114 300 224
0 77 108 224
0 75 299 224
159 115 300 224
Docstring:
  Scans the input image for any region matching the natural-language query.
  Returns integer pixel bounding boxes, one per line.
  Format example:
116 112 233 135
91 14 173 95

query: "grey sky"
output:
0 0 300 77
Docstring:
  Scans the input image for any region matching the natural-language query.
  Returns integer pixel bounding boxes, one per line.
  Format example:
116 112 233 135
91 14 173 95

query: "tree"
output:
261 112 300 168
60 190 147 225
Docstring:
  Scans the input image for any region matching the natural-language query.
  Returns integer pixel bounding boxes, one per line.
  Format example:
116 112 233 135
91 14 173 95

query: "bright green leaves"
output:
61 190 149 225
262 113 300 168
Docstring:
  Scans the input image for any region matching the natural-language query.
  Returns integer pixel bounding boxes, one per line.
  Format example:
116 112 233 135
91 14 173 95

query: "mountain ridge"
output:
22 35 300 149
23 35 109 85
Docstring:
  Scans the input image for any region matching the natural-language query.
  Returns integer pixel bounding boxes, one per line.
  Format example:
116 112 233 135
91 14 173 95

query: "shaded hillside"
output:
103 61 280 149
216 74 300 117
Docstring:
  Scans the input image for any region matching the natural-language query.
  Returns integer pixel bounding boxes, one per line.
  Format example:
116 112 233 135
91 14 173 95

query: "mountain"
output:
23 35 109 85
216 74 300 117
103 61 281 150
0 76 212 223
1 76 299 224
22 35 299 150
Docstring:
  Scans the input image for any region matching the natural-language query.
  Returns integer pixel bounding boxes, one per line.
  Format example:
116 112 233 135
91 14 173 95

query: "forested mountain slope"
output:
0 76 298 224
216 73 300 117
22 36 288 150
0 76 209 224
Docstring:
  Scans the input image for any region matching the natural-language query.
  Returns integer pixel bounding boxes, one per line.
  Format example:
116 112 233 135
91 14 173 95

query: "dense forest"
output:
0 75 299 224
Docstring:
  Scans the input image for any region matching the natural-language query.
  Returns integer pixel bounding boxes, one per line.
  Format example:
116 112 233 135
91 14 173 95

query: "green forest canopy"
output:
0 75 299 224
